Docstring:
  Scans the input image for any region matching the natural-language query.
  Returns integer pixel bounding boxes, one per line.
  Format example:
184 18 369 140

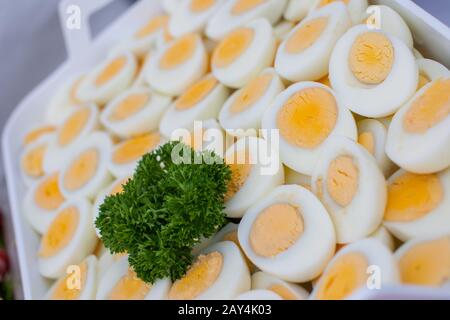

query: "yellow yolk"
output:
286 17 328 54
319 0 350 7
349 32 394 85
39 206 79 258
110 177 129 196
175 76 217 110
58 107 91 146
417 73 430 90
404 79 450 133
250 203 304 257
316 252 369 300
22 145 46 178
231 73 273 113
231 0 265 15
23 126 56 145
358 132 375 155
269 284 297 300
225 150 252 201
34 173 65 211
95 56 127 87
160 33 198 70
51 260 88 300
63 149 99 191
112 133 160 165
399 236 450 286
108 269 152 300
168 251 223 299
326 155 359 207
318 75 331 87
212 28 254 68
384 172 443 222
191 0 216 12
110 93 150 121
135 15 168 39
277 87 337 149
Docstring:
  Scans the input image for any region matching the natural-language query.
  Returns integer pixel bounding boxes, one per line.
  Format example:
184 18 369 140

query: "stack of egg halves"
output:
18 0 450 300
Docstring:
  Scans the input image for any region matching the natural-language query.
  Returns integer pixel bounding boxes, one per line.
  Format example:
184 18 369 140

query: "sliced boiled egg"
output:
224 137 284 218
45 255 98 300
108 132 163 178
38 199 97 279
385 78 450 173
211 19 276 89
235 289 282 300
24 172 66 234
284 0 316 22
20 133 53 186
59 132 113 200
395 234 450 287
100 87 171 139
311 136 386 244
238 184 336 282
145 33 208 96
329 25 418 117
169 0 225 37
284 166 311 190
261 81 357 175
275 2 351 82
159 74 229 138
251 271 309 300
205 0 287 41
382 168 450 242
369 225 395 251
416 58 450 90
311 0 368 25
311 238 399 300
168 241 251 299
76 52 137 105
23 125 56 146
219 68 284 133
96 255 171 300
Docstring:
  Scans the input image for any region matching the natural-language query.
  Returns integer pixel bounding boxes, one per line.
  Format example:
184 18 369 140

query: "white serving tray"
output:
2 0 450 300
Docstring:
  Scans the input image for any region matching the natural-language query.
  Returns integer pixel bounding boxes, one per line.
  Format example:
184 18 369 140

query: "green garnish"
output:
96 141 231 283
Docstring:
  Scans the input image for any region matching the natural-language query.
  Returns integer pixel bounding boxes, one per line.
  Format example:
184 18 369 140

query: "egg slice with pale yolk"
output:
20 133 53 186
311 0 368 25
251 271 309 300
275 2 351 82
168 241 250 300
238 184 336 282
311 238 399 300
261 81 357 175
382 168 450 242
145 33 208 96
311 136 387 244
211 18 277 88
45 255 98 300
38 199 97 279
23 125 56 146
386 77 450 174
219 68 284 134
100 87 171 139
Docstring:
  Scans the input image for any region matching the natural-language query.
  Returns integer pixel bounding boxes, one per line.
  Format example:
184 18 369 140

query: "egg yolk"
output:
224 150 252 201
58 107 91 146
268 284 297 300
349 32 394 85
277 87 338 149
168 251 223 299
110 93 150 121
34 173 65 211
399 236 450 287
63 149 99 191
112 133 160 165
135 15 168 39
231 0 266 15
39 206 79 258
417 73 430 90
95 56 127 87
110 177 129 196
326 155 359 207
160 33 198 70
175 76 217 110
250 203 304 257
69 76 84 105
403 78 450 133
318 75 331 87
316 252 369 300
23 125 56 145
231 73 273 113
286 17 328 54
51 260 87 300
22 145 46 178
358 131 375 155
191 0 216 12
212 28 254 68
108 269 152 300
319 0 350 7
384 172 443 222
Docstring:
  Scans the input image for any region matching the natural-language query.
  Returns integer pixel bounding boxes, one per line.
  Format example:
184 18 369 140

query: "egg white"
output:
251 271 309 299
235 289 282 300
284 0 316 22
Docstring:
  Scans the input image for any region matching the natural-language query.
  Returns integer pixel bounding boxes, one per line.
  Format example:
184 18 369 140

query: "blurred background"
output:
0 0 449 299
